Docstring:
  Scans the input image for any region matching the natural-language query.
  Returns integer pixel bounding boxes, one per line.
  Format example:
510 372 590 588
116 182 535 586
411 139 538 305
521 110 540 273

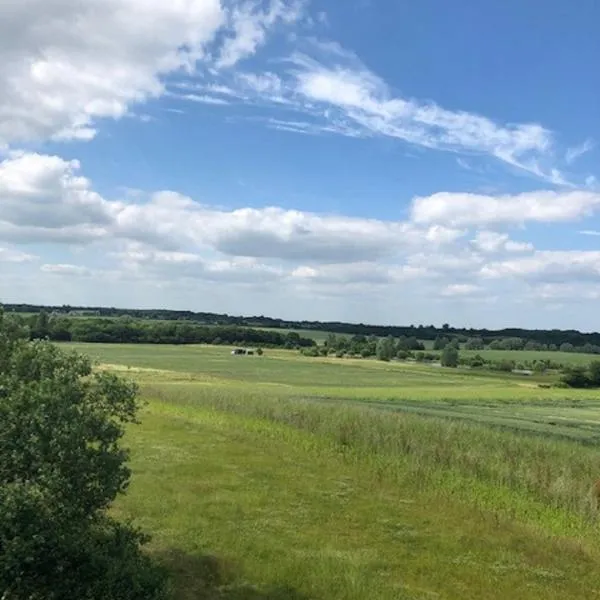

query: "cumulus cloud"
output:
0 151 112 228
290 262 426 286
412 190 600 226
471 231 533 254
0 153 464 263
481 251 600 283
110 244 284 285
2 150 599 320
0 0 304 146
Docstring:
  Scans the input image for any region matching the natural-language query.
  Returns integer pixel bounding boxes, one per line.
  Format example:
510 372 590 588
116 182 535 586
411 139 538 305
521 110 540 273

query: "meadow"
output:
64 342 600 599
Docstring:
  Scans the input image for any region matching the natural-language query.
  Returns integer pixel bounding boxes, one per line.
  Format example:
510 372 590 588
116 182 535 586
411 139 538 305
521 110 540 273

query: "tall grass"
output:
144 384 600 529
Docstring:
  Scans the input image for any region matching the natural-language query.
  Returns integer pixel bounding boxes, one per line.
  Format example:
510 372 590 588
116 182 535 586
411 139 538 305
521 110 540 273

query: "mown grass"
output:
63 342 599 403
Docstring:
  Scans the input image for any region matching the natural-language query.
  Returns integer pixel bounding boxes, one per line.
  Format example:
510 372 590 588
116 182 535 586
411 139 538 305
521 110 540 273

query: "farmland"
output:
65 342 600 599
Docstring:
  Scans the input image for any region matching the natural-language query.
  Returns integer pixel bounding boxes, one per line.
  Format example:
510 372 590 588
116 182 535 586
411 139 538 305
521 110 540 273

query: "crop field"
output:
64 342 600 599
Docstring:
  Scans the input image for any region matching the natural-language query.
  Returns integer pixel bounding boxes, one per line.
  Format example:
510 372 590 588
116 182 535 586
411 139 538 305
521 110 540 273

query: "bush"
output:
0 310 167 599
440 346 459 368
561 366 590 388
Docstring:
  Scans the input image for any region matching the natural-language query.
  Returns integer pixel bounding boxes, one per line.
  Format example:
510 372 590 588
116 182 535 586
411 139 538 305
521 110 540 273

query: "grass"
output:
463 349 598 366
114 400 600 600
59 342 600 598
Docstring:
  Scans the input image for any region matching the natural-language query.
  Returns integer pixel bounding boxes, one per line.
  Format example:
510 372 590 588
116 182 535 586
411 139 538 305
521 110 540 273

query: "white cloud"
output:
481 251 600 283
441 283 482 297
0 0 229 145
173 93 231 105
0 0 306 146
412 190 600 227
2 150 599 327
286 54 564 181
217 0 304 68
0 151 114 245
290 262 426 286
580 230 600 237
114 245 284 283
471 231 533 254
0 152 464 264
0 247 37 263
41 263 91 276
566 139 595 165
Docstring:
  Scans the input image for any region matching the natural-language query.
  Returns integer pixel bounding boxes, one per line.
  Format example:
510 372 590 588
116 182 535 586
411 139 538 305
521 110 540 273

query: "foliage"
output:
7 304 600 353
0 311 167 599
375 336 395 361
561 361 600 388
464 337 485 350
432 335 449 350
18 312 315 349
440 345 459 367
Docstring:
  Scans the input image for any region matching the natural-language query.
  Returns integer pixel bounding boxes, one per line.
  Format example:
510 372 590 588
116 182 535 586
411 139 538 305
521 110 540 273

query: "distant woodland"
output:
3 303 600 353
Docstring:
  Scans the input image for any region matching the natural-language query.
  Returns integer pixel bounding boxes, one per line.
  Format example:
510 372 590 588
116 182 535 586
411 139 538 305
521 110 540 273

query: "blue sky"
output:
0 0 599 329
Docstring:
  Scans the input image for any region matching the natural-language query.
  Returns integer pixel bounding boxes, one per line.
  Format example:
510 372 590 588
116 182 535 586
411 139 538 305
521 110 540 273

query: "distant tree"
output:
376 336 395 361
561 365 590 388
256 347 264 356
405 336 425 351
432 336 449 351
560 342 575 353
0 310 167 599
441 345 459 368
325 333 337 349
31 310 50 340
468 354 485 368
464 337 484 350
494 359 516 372
587 361 600 387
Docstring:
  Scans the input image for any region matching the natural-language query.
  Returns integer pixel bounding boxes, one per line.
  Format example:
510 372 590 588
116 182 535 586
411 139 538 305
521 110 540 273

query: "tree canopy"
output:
0 310 167 599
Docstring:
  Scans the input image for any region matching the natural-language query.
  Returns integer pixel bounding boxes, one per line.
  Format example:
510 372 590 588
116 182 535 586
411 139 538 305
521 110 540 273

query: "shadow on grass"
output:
157 549 313 600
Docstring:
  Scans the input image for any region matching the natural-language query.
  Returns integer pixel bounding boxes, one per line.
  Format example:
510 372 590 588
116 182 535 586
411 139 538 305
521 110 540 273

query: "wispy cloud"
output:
179 37 589 185
176 93 231 106
580 230 600 236
566 139 595 164
217 0 305 68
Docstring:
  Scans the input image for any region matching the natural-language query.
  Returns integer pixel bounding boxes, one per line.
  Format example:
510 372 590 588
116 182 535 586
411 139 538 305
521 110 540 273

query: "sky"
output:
0 0 599 330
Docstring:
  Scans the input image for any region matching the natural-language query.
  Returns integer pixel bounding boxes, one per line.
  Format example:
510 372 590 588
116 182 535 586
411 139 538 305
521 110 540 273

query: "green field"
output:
463 348 598 366
63 343 600 599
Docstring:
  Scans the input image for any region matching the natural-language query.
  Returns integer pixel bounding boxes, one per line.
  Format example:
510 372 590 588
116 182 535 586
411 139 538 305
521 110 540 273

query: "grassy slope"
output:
64 342 600 598
114 399 600 600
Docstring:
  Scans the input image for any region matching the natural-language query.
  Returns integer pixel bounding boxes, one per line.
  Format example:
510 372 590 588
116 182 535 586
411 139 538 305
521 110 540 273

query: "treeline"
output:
437 335 600 355
17 312 316 348
4 302 600 349
303 334 563 372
